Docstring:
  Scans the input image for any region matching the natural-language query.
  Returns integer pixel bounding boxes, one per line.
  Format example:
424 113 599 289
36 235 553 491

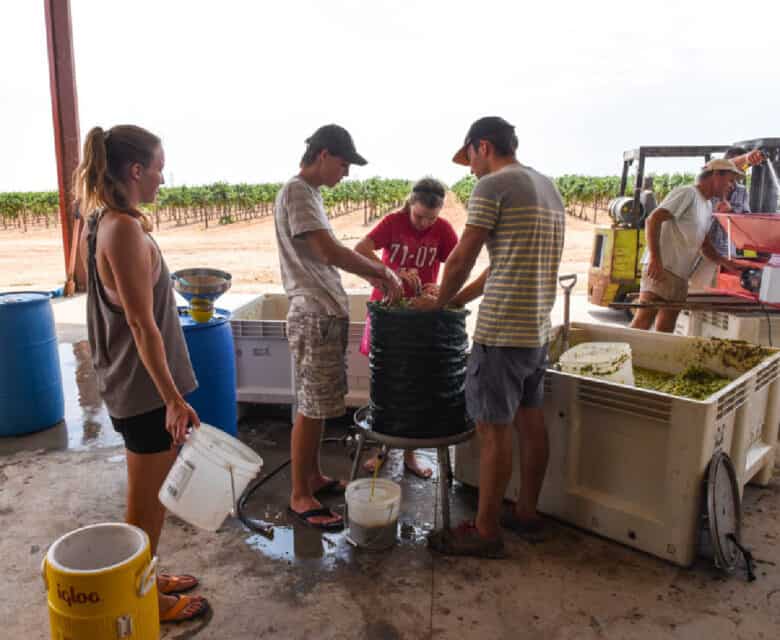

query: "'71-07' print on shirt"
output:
388 243 439 268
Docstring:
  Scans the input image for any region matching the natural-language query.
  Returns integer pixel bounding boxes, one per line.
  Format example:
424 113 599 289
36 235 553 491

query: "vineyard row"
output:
0 178 412 232
452 172 697 221
1 172 700 232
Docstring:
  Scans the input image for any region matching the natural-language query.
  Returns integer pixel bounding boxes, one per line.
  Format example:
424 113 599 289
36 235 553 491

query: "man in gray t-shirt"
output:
274 124 402 531
275 175 350 317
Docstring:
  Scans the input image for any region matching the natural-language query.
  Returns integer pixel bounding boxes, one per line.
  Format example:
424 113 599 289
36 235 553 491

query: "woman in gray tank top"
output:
74 125 209 623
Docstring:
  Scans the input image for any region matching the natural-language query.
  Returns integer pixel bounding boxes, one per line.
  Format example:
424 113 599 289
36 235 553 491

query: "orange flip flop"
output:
158 573 199 595
160 594 210 624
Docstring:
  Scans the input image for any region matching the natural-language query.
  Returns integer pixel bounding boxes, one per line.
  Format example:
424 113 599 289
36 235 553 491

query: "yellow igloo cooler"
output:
43 523 159 639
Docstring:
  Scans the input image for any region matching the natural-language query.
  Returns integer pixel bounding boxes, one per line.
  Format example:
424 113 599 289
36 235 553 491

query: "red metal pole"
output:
44 0 84 292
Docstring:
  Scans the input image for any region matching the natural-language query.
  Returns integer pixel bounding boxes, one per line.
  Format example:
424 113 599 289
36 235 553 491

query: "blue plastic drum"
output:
179 308 237 437
0 292 65 436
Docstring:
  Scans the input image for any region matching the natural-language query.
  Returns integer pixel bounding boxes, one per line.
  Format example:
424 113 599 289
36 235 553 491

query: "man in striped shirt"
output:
417 117 565 557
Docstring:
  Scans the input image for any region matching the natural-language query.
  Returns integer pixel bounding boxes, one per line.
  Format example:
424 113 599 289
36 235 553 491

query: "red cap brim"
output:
452 144 469 166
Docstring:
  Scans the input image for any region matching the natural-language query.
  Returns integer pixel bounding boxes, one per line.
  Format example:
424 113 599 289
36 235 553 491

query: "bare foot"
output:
159 593 210 622
512 507 542 523
403 452 432 479
363 454 379 474
309 475 347 495
157 573 198 594
159 592 178 614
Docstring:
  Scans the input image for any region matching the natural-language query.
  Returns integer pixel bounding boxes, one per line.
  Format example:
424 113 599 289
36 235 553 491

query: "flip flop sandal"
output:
160 594 210 624
312 478 347 498
158 573 199 595
287 506 344 532
500 514 554 543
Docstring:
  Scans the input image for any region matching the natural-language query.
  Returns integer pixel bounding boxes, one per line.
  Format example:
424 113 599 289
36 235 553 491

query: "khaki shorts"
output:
287 311 348 420
639 266 688 303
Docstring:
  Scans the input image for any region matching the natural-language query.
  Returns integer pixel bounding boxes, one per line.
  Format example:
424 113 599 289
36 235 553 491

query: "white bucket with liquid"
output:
159 423 263 531
346 478 401 551
559 342 635 386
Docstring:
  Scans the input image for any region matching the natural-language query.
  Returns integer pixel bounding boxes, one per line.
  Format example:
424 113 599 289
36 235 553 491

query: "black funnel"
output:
733 138 780 213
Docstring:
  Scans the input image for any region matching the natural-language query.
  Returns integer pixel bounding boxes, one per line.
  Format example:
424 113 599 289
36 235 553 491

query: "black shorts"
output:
110 406 172 454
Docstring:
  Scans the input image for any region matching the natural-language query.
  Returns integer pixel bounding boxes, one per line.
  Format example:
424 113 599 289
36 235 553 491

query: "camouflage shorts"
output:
287 311 349 420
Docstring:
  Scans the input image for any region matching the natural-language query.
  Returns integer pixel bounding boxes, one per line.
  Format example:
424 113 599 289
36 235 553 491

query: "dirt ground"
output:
2 400 780 640
0 193 595 295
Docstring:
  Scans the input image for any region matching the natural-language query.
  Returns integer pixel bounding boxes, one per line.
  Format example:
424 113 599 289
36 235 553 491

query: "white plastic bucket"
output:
346 478 401 551
559 342 635 386
159 424 263 531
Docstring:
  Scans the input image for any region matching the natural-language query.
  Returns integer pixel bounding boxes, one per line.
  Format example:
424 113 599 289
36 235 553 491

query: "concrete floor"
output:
2 296 780 639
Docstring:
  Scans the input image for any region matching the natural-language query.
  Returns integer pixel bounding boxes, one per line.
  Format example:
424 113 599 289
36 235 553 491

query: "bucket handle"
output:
41 556 48 591
137 556 158 598
228 463 237 517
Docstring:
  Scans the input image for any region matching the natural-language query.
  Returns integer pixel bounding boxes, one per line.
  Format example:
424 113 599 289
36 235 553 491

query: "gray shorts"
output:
465 342 548 425
287 311 348 420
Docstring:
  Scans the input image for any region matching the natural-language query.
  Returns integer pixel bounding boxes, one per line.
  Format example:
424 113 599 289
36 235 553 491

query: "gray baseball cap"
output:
305 124 367 166
452 116 515 165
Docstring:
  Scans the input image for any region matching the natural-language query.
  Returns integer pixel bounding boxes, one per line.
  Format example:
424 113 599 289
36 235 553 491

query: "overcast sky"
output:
3 0 779 192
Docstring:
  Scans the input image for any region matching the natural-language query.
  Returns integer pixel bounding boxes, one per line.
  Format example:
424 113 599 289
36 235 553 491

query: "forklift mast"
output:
620 145 731 220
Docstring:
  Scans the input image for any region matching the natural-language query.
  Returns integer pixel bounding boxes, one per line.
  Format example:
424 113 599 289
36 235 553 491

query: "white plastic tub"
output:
159 424 263 531
559 342 635 386
230 292 371 406
675 309 780 347
454 323 780 567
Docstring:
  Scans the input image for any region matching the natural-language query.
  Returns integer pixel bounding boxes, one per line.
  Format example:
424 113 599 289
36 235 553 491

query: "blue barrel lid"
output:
178 306 231 329
0 291 52 307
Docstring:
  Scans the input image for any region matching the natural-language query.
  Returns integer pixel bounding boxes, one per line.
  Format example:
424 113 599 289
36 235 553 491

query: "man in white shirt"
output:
631 159 751 332
274 124 403 531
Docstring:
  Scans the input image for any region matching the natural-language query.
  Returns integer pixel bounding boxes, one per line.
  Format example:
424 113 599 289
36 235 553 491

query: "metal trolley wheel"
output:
701 450 754 580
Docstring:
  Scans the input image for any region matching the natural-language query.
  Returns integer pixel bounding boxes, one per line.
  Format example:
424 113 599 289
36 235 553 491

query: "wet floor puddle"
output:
243 517 435 570
246 526 352 568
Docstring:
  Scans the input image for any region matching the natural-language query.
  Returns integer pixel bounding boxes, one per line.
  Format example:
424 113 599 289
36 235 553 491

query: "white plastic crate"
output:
673 310 698 337
230 292 371 406
675 309 780 347
453 323 780 567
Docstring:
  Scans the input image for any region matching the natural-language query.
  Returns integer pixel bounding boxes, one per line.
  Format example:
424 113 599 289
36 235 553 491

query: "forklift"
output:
588 145 730 307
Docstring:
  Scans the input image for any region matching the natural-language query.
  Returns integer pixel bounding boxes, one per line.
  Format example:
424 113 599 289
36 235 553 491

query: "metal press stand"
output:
351 406 475 530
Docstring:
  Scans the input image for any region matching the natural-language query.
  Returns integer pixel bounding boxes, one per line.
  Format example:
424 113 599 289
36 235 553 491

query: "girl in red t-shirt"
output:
354 177 458 478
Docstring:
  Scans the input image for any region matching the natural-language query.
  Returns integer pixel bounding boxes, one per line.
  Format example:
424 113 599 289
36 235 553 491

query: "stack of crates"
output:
230 292 371 407
675 310 780 347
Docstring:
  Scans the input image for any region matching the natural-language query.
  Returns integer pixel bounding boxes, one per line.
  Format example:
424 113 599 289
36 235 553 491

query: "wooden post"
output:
45 0 84 293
